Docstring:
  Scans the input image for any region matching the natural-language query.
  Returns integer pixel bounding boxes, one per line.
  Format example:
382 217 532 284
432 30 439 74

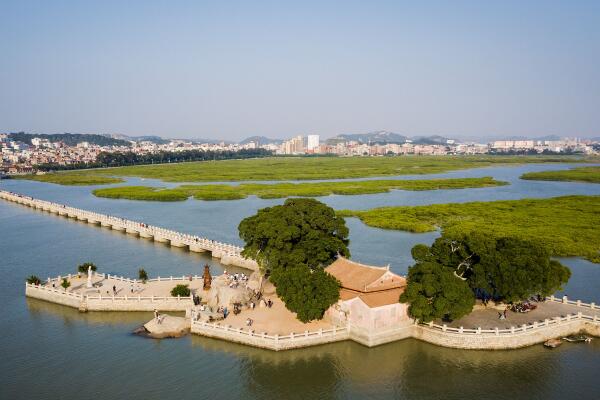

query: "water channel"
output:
0 162 598 399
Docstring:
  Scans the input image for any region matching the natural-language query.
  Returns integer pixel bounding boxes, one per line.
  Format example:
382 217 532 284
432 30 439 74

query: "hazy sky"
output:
1 1 599 141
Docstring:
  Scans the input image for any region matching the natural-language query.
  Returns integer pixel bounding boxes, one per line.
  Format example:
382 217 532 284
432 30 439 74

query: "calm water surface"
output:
0 163 599 399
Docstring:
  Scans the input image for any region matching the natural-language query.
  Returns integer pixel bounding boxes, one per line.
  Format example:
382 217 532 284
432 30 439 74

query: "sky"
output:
1 0 599 141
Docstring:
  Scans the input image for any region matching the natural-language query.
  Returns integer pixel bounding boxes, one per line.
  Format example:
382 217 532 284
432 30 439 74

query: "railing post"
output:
476 327 481 334
458 326 464 334
578 312 582 319
442 324 447 332
577 300 581 307
495 327 499 336
510 326 515 334
562 295 568 304
319 328 323 337
591 302 596 309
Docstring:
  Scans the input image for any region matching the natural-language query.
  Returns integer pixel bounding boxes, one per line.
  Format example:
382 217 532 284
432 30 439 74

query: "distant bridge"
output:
0 190 258 271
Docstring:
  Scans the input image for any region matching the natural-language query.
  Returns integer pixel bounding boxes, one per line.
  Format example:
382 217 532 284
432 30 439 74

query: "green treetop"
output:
401 233 571 322
238 198 349 322
238 198 350 272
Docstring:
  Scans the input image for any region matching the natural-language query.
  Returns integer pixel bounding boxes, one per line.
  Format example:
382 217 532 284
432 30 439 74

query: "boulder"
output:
140 315 190 339
205 275 253 309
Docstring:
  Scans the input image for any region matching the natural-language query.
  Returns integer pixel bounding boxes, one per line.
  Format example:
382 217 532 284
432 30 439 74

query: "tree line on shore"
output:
33 148 273 171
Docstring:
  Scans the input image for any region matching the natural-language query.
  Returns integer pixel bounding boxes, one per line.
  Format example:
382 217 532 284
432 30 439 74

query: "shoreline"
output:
25 276 600 351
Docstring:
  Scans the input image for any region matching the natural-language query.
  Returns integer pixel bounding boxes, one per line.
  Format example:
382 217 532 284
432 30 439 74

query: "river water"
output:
0 163 599 399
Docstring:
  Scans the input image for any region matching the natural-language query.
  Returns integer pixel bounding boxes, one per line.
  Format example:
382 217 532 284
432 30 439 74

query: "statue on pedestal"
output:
203 264 212 290
86 265 93 288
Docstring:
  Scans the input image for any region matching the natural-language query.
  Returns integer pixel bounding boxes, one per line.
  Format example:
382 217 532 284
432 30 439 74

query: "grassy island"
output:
18 155 588 184
521 166 600 184
338 195 600 263
92 177 507 201
14 174 123 186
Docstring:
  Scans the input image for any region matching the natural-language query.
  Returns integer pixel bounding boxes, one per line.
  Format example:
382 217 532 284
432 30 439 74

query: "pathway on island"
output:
438 301 600 330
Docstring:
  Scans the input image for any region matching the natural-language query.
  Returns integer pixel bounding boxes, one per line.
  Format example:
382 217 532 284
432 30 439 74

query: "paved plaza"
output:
47 275 204 298
438 301 600 330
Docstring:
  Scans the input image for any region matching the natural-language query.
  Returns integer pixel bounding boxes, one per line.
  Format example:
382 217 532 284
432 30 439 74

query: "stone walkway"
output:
219 294 332 336
438 301 600 330
48 275 204 297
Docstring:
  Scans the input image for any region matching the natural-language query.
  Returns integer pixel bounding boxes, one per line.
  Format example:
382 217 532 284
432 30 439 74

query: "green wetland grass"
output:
92 177 507 201
338 195 600 263
25 155 590 184
521 166 600 184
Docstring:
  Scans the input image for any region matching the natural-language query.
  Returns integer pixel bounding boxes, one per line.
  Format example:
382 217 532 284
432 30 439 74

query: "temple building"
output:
325 256 410 332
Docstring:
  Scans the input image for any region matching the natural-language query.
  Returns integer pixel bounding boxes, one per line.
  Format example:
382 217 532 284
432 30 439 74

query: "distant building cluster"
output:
1 132 598 176
275 134 598 156
489 138 595 154
0 134 129 174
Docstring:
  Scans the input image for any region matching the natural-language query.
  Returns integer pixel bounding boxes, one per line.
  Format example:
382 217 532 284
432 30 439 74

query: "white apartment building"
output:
306 135 320 151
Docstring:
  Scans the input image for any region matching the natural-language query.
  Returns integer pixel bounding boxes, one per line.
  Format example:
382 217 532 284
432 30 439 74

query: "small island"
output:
20 194 600 351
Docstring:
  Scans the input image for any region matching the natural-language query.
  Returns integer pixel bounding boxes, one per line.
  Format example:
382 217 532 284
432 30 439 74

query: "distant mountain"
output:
327 131 408 144
107 134 169 144
239 136 283 145
9 132 130 147
411 135 452 145
186 137 235 144
327 131 455 145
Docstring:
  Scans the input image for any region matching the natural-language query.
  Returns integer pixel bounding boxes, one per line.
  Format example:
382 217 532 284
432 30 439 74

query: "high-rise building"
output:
281 135 305 154
307 134 320 151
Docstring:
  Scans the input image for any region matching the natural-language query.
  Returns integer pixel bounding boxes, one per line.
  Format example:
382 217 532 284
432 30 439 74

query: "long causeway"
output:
0 190 258 271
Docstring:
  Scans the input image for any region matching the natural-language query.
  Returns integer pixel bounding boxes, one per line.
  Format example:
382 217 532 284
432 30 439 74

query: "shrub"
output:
138 268 148 282
170 284 190 297
61 278 71 290
77 262 97 273
26 275 42 285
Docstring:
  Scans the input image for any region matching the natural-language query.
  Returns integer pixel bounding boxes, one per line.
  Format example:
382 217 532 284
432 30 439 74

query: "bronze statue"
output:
202 264 212 290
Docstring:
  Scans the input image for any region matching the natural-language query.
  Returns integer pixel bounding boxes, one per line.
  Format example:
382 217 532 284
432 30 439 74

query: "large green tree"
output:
402 233 571 321
400 253 475 322
421 233 571 303
271 267 341 323
238 198 349 322
238 198 350 272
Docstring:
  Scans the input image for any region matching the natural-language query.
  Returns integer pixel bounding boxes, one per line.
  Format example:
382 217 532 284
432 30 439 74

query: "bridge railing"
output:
1 190 245 254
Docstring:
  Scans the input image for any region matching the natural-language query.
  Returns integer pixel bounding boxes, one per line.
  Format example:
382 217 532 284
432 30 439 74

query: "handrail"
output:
420 311 599 336
25 282 194 302
190 319 347 342
1 190 247 255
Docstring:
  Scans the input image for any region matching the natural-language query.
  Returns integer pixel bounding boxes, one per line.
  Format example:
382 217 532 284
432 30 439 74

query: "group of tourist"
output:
224 271 250 289
510 302 538 313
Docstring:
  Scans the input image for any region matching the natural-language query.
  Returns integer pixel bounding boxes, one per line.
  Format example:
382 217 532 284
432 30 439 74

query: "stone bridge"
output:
0 190 258 271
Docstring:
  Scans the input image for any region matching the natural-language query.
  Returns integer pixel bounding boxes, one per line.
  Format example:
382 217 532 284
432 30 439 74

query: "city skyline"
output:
1 1 599 140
